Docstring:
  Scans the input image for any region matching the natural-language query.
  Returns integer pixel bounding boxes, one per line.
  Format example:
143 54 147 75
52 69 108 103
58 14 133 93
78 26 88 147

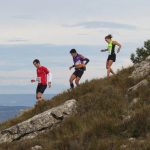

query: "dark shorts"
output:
36 84 47 94
73 69 84 78
107 54 116 62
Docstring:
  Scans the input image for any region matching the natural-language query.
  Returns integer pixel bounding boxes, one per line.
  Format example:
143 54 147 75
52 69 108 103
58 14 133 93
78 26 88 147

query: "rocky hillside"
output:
0 56 150 150
0 100 77 144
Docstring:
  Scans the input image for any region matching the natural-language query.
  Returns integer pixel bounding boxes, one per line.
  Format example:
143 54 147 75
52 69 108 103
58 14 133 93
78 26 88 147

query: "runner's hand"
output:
83 64 86 68
48 82 51 88
69 66 73 70
117 48 120 53
31 79 35 83
84 64 86 71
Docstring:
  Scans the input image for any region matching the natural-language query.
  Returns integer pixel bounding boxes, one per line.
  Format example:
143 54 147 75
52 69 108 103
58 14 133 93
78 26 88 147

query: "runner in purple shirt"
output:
69 49 90 89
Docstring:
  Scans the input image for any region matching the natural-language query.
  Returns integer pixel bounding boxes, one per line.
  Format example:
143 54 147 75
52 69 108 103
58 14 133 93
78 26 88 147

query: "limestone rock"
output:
128 137 136 143
128 79 149 93
120 144 127 149
146 55 150 61
0 99 77 144
129 56 150 79
123 115 131 123
129 98 139 108
31 145 42 150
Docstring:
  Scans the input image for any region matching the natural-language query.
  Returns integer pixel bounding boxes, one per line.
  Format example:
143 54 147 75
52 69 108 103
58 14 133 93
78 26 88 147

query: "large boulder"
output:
128 79 149 93
0 99 77 144
129 56 150 79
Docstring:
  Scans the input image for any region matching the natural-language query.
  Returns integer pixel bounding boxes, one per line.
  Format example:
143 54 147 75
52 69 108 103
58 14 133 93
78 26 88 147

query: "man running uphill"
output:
69 49 89 89
31 59 52 102
101 34 122 78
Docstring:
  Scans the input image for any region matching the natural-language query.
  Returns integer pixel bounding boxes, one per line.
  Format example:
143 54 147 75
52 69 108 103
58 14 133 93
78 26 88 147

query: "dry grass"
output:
0 66 150 150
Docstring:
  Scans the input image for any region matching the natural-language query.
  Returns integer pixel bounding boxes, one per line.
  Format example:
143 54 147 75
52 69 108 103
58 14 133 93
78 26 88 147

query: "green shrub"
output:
131 40 150 63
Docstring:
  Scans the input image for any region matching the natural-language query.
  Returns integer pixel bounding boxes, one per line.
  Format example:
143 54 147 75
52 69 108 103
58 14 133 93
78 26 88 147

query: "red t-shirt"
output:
37 66 49 85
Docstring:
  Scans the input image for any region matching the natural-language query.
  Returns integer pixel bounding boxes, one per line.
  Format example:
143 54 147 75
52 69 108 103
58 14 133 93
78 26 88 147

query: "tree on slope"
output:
131 40 150 63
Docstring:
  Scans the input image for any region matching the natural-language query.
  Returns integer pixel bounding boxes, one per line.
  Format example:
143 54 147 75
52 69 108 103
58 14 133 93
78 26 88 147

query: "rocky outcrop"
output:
31 145 42 150
0 99 77 144
129 98 139 108
129 56 150 79
128 79 149 93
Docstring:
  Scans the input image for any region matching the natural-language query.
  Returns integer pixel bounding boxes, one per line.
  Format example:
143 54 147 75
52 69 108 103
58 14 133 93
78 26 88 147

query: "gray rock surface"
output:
31 145 42 150
128 79 149 93
129 56 150 79
0 99 77 144
129 98 139 108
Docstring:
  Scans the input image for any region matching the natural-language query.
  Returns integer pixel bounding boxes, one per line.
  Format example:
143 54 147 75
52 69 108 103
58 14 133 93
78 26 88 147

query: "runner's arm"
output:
69 65 75 70
83 58 90 65
42 66 52 84
47 72 52 88
80 55 89 65
31 77 40 83
71 65 75 68
113 41 122 52
47 72 52 83
101 49 108 52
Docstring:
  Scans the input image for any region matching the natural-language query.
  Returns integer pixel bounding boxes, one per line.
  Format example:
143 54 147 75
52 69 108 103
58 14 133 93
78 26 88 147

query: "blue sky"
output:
0 0 149 94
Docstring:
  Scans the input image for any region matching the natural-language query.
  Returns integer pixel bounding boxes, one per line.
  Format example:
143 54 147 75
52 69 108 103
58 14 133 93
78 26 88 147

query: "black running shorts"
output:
36 84 47 94
107 54 116 62
73 69 84 78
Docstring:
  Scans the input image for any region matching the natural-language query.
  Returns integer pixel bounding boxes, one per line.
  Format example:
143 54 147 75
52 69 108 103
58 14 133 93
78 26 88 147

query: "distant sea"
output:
0 94 55 123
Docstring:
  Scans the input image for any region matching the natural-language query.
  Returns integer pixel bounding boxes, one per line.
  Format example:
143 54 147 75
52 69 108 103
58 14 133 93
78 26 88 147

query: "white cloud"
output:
0 0 149 45
64 21 137 30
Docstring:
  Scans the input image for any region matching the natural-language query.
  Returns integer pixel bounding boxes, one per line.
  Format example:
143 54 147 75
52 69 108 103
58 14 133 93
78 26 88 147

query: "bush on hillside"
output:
131 40 150 64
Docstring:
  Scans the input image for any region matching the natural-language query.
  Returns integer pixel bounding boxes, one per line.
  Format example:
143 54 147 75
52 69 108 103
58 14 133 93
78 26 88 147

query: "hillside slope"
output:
0 56 150 150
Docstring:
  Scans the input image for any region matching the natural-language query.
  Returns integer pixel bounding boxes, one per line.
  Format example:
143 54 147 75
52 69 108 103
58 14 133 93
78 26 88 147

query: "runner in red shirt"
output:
31 59 52 102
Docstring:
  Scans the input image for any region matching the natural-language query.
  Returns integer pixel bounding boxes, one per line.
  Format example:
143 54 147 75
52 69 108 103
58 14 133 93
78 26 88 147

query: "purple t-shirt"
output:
73 54 85 65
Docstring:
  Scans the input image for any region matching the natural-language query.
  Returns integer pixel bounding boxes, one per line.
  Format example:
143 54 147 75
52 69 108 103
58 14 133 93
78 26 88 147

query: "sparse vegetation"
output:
131 40 150 63
0 63 150 150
